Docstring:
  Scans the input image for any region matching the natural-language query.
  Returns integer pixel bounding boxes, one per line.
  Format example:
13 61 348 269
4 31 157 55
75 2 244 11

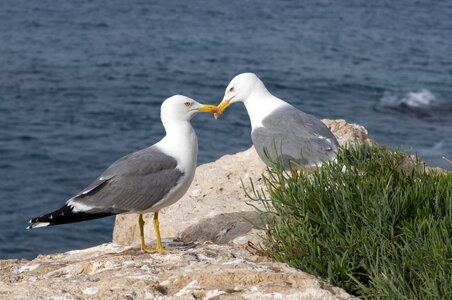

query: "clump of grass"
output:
248 144 451 299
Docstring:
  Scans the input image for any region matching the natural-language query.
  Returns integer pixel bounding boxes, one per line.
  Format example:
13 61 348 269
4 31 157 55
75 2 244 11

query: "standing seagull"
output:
28 95 219 253
216 73 339 168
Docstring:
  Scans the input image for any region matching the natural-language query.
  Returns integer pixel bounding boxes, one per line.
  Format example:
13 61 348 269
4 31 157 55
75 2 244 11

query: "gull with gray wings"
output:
216 73 339 168
28 95 219 253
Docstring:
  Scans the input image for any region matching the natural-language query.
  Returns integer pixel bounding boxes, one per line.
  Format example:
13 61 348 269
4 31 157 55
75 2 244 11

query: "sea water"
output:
1 0 451 259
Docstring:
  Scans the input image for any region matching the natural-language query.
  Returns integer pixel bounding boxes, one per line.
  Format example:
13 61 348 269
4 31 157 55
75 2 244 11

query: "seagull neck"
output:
157 120 198 172
243 89 287 129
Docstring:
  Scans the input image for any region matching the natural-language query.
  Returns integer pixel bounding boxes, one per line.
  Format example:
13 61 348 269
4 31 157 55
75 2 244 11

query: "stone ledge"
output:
0 243 355 299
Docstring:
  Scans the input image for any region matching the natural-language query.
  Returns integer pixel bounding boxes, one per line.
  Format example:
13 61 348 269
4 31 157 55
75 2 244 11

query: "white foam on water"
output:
380 89 438 108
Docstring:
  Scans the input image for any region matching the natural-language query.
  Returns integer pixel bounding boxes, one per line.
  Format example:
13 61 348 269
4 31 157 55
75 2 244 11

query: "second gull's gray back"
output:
251 106 339 168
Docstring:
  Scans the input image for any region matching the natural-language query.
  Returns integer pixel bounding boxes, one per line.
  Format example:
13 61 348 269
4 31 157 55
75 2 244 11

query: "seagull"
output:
27 95 219 253
216 73 339 168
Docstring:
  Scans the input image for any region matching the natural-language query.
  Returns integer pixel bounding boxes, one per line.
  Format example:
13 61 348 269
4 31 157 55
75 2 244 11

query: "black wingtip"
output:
28 204 115 229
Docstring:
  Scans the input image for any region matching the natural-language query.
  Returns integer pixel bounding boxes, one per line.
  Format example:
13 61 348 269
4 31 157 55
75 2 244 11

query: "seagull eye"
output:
229 86 234 92
184 102 192 107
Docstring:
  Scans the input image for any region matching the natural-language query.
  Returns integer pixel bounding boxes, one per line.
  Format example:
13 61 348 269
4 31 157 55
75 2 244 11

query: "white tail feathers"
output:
26 222 51 229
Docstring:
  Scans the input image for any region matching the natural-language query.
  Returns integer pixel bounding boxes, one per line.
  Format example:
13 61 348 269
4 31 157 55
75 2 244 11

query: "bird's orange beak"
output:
214 97 233 119
196 104 220 115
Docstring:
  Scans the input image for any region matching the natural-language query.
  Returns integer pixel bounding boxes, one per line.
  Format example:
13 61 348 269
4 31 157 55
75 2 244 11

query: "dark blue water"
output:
1 0 451 259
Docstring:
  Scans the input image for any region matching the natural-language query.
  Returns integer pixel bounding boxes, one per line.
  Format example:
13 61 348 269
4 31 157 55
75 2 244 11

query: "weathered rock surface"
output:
0 243 354 299
321 119 374 148
1 119 368 299
113 146 267 248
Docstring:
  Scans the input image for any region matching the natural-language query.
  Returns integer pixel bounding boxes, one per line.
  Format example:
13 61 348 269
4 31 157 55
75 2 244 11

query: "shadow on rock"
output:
179 211 265 244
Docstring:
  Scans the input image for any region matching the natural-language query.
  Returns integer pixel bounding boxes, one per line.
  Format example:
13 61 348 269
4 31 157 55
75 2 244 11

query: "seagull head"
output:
215 73 264 118
161 95 220 123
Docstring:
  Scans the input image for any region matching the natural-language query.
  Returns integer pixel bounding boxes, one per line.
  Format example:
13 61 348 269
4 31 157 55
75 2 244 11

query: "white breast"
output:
148 122 198 212
244 94 289 130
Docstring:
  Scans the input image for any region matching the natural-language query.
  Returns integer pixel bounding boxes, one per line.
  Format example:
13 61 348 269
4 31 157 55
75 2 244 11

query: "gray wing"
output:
252 106 339 168
68 146 184 213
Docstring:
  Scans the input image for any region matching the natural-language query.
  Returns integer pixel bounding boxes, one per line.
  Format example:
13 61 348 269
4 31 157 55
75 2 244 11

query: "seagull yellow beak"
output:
218 98 232 112
214 97 233 119
196 104 220 115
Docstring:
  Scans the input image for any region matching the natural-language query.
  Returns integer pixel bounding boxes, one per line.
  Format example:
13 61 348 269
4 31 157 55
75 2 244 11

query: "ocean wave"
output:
377 89 452 121
380 89 438 108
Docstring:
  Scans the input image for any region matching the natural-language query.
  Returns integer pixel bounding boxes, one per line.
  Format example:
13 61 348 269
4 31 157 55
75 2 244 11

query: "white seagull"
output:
28 95 219 253
216 73 339 168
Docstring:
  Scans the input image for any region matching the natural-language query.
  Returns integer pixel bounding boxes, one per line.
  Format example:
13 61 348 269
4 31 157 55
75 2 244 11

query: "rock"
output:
322 119 375 148
0 243 355 299
113 146 268 247
112 118 373 248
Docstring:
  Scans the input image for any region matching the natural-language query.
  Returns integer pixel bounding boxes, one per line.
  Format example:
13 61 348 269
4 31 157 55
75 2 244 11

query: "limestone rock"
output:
322 119 375 148
113 146 268 248
0 243 354 299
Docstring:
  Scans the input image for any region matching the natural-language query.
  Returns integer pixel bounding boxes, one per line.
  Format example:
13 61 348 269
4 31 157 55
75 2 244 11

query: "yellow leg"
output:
138 214 157 253
153 212 172 253
138 213 172 253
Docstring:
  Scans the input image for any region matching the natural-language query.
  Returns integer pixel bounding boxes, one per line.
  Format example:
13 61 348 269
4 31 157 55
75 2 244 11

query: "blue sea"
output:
1 0 451 259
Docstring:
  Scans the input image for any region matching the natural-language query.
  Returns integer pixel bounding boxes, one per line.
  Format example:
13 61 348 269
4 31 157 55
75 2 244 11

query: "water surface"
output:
1 0 451 259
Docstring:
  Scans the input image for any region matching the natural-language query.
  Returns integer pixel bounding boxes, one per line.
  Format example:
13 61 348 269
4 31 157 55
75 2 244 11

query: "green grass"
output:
248 144 452 299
